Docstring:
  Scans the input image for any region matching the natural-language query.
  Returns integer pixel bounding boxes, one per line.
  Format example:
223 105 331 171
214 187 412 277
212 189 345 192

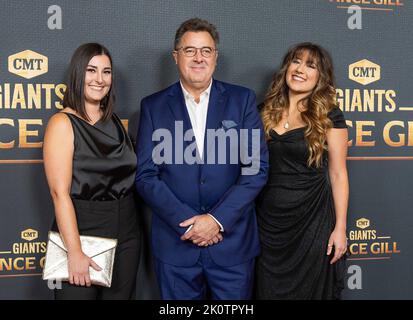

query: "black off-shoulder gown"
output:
255 107 347 300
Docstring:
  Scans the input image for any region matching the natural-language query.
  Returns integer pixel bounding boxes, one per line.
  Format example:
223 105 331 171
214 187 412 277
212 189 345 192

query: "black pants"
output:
53 194 141 300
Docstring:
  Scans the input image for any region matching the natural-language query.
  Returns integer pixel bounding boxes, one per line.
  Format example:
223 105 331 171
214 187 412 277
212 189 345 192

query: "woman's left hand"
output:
327 228 347 264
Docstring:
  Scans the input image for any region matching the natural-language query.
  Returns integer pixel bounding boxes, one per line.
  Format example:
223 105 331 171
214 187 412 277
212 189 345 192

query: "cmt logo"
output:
349 59 380 85
21 229 38 241
8 50 48 79
356 218 370 229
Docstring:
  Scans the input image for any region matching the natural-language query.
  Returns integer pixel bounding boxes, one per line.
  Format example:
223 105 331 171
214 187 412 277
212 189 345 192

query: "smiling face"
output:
83 54 112 105
173 31 217 94
286 50 320 96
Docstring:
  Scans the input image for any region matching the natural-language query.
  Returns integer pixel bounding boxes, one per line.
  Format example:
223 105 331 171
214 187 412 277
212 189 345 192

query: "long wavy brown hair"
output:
261 42 337 168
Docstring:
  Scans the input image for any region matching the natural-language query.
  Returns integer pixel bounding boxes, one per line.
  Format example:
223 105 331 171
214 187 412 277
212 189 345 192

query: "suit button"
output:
200 180 205 185
201 206 206 211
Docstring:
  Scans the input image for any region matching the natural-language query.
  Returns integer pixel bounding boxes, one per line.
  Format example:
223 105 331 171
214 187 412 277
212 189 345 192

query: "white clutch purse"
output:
42 231 118 287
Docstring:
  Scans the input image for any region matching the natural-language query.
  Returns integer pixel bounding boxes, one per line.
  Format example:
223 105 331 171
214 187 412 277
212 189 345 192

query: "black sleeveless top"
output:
63 112 137 201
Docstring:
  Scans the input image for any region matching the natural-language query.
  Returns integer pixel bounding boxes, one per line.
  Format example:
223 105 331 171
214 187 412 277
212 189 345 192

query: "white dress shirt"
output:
180 81 211 159
180 80 224 232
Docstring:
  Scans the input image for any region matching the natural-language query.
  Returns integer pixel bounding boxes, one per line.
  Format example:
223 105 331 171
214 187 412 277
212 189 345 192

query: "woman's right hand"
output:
67 251 102 287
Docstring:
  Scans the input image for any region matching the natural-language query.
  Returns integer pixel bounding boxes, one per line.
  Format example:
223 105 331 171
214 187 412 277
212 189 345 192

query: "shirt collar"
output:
180 79 213 101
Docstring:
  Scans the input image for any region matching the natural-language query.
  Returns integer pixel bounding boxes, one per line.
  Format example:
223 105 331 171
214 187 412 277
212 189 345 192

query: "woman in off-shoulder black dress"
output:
256 43 349 300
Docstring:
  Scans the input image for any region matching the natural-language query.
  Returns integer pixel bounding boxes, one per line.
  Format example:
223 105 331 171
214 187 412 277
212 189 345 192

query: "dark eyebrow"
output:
87 64 112 70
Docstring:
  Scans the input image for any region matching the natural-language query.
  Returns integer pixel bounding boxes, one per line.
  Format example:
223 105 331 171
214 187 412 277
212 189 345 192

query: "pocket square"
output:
221 120 238 129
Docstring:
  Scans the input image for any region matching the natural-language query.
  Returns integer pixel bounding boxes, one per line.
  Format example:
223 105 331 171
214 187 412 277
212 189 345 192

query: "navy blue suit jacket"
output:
135 80 269 267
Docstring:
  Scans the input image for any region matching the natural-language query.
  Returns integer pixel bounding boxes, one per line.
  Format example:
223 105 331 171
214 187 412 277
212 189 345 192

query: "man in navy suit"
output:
135 18 268 300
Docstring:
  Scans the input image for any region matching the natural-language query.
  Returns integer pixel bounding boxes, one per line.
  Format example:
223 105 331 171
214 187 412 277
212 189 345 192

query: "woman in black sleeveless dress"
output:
43 43 140 299
256 43 348 299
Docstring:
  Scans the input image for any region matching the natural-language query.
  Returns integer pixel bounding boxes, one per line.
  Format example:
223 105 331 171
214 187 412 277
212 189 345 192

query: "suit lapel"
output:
203 80 228 159
167 82 194 149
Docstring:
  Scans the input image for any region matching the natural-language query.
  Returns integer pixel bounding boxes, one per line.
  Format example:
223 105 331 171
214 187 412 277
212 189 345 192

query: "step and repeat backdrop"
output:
0 0 412 299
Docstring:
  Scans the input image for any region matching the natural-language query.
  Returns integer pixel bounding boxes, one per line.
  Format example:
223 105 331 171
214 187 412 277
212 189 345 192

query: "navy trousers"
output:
154 248 255 300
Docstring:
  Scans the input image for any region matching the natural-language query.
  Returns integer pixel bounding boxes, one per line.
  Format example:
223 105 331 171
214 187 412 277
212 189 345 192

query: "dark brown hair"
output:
63 43 115 122
174 18 219 49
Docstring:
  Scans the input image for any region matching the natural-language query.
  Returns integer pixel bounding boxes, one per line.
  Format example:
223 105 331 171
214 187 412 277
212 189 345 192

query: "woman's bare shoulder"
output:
46 109 73 134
